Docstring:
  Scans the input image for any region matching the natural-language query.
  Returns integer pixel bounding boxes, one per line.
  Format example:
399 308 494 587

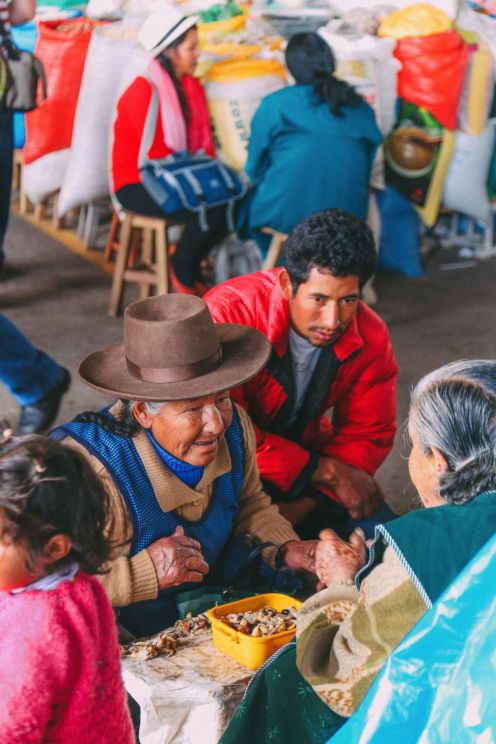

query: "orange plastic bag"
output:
24 18 102 165
393 31 469 131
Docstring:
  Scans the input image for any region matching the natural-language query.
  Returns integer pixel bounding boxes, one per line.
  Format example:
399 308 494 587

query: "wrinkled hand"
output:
315 528 367 587
146 526 209 591
279 540 318 573
312 457 383 519
277 497 316 526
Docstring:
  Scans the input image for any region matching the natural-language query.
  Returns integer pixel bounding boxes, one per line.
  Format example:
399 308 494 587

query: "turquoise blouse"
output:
241 84 382 248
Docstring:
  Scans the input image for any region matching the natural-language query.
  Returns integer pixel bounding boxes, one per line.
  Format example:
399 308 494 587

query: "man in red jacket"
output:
205 209 398 538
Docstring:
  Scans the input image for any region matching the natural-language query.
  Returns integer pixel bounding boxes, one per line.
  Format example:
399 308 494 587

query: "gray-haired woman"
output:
53 294 319 638
220 359 496 744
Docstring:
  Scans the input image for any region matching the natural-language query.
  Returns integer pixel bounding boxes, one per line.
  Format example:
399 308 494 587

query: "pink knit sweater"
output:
0 572 135 743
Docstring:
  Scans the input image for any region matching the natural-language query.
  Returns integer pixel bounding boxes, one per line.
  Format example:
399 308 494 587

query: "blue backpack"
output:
140 151 248 232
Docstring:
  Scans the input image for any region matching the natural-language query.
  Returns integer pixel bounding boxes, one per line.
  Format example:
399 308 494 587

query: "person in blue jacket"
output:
0 313 70 435
239 32 382 252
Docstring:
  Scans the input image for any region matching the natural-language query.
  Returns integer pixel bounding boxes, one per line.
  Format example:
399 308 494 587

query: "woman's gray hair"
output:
409 360 496 505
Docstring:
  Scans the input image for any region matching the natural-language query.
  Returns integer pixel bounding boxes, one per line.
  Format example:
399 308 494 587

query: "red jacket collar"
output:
267 269 365 361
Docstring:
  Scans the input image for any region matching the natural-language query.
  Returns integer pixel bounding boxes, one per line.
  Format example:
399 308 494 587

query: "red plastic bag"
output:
24 18 101 165
394 31 469 131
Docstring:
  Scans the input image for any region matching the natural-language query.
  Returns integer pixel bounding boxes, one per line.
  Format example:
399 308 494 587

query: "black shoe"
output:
17 368 71 435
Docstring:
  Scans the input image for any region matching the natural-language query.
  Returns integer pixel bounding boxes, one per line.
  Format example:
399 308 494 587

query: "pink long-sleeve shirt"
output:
0 571 134 743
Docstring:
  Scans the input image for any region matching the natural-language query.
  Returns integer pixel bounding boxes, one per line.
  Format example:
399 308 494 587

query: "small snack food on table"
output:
120 612 210 660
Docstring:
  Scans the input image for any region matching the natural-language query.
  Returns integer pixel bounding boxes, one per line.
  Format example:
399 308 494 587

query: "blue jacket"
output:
241 85 382 243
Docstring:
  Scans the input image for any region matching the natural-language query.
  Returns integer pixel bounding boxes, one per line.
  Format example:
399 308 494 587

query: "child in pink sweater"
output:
0 433 135 744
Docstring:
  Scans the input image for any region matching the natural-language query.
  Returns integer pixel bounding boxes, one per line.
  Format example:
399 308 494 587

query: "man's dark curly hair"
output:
284 209 377 293
0 435 113 576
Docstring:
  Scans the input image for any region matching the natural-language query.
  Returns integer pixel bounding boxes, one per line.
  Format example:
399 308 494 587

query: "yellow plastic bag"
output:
197 13 246 44
378 3 453 40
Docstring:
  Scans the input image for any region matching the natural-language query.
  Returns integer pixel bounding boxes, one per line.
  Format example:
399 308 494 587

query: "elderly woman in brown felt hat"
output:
52 295 318 637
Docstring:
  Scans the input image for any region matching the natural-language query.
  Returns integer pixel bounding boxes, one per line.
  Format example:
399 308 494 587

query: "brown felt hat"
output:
79 295 270 401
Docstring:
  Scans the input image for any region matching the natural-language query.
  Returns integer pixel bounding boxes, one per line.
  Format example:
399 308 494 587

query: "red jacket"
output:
111 73 214 193
205 269 398 500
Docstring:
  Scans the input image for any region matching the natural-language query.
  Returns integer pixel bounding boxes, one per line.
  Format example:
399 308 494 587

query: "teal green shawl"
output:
362 491 496 608
220 492 496 744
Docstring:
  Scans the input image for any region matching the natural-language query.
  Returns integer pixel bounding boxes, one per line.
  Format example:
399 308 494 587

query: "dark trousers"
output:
0 109 13 265
116 183 230 288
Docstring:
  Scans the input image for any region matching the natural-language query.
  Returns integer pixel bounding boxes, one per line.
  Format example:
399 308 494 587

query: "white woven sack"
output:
328 0 458 18
58 28 142 216
442 120 496 224
205 74 286 171
23 150 71 205
86 0 125 19
318 28 399 136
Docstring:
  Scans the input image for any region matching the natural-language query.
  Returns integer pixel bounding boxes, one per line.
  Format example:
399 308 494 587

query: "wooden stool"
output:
104 210 141 266
261 227 288 270
108 211 171 317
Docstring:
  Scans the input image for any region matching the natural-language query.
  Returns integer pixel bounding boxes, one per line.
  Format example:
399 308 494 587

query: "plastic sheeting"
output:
328 534 496 744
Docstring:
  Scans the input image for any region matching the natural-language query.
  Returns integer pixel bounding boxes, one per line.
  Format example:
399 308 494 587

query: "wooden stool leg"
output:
52 192 63 229
19 168 30 216
34 202 46 221
108 215 133 317
139 227 154 299
262 234 286 270
129 227 141 267
155 223 169 295
104 212 121 262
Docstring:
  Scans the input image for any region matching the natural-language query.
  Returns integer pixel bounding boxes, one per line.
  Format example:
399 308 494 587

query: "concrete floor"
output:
1 212 496 515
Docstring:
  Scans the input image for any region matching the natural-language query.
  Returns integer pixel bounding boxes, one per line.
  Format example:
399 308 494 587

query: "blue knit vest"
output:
52 406 245 635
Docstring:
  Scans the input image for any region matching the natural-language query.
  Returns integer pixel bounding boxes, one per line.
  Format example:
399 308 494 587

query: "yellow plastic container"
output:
207 593 302 670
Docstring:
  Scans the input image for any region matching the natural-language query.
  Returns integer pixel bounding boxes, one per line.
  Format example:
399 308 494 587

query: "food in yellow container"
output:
207 593 302 670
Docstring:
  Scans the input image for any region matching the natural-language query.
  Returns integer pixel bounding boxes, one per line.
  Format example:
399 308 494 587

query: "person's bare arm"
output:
8 0 36 26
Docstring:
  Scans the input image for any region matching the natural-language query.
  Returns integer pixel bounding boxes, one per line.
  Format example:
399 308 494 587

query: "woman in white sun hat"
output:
110 4 229 296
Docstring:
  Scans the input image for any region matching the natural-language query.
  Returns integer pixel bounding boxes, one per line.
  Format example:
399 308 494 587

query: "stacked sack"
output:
57 22 146 216
199 2 287 172
23 18 103 205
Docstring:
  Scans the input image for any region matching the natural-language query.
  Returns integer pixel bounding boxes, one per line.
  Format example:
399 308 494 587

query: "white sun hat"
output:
139 4 199 57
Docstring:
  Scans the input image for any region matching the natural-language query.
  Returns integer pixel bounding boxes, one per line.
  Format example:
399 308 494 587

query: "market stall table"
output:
121 627 254 744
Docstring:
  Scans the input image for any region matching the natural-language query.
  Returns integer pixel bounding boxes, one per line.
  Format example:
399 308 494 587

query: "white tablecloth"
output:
122 629 254 744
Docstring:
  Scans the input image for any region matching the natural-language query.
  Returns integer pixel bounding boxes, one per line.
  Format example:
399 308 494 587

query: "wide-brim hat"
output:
139 4 199 58
79 295 270 402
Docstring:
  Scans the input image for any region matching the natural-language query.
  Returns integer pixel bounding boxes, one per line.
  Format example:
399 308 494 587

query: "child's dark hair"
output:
0 435 112 576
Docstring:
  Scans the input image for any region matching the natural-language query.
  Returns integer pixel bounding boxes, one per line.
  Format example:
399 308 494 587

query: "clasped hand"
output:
146 526 209 591
315 528 367 588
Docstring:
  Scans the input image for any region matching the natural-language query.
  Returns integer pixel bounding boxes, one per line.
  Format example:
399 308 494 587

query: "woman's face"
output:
408 429 446 508
134 392 233 466
165 28 200 78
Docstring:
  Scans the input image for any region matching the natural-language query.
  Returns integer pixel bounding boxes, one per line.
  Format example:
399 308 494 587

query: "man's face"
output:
280 267 360 347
